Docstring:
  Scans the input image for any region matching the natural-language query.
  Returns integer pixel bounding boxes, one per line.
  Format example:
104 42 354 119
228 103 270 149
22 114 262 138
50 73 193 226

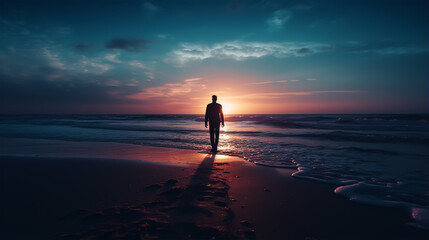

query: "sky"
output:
0 0 428 114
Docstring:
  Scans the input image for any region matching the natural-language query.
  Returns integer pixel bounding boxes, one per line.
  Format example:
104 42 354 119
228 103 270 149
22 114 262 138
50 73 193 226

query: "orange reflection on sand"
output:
211 154 242 163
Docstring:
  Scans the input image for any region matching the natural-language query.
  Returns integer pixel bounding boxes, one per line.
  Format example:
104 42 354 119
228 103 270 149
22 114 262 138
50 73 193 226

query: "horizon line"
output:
1 112 428 115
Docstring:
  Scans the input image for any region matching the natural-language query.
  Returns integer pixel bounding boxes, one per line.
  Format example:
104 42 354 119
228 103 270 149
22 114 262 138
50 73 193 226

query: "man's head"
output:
212 95 217 103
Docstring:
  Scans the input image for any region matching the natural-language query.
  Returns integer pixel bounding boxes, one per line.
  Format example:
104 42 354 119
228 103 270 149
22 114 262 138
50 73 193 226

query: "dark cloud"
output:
333 41 428 55
105 38 149 52
0 74 141 106
335 41 399 53
0 55 146 113
75 43 94 52
0 41 151 113
296 47 311 55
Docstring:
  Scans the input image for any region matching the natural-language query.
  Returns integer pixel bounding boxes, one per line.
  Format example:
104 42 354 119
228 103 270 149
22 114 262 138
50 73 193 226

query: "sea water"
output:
1 114 428 228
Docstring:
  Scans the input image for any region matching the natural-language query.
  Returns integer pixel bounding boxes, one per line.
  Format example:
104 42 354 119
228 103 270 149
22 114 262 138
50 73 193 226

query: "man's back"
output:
205 95 224 152
205 103 223 124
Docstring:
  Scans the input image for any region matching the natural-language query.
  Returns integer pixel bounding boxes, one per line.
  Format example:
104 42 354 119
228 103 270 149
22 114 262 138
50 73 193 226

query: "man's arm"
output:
205 105 208 128
220 105 224 127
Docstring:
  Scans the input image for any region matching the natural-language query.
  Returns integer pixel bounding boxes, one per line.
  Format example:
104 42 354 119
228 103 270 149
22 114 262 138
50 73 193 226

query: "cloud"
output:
170 39 427 65
144 72 154 81
266 4 313 31
248 81 274 85
39 45 116 76
306 78 317 81
89 62 113 73
105 38 149 52
42 47 66 70
248 80 291 85
104 53 121 63
0 71 143 113
79 56 115 74
129 79 205 100
225 90 361 99
155 34 171 39
129 60 147 69
335 41 428 55
0 46 147 113
142 2 159 16
75 43 94 52
171 41 327 64
184 77 201 82
296 48 312 54
267 9 292 31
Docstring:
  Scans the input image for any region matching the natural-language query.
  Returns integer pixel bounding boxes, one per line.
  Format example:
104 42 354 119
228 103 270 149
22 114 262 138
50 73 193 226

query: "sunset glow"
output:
0 1 427 114
221 102 234 114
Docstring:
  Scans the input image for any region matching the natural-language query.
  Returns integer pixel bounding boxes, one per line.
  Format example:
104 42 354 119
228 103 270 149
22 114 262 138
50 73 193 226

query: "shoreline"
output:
1 140 428 239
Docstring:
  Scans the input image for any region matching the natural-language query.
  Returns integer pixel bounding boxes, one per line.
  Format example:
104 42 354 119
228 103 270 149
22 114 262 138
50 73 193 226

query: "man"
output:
205 95 224 152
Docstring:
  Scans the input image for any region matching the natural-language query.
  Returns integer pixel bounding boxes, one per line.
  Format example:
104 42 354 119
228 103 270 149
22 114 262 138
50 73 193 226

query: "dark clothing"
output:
205 103 224 148
209 124 220 149
205 103 224 126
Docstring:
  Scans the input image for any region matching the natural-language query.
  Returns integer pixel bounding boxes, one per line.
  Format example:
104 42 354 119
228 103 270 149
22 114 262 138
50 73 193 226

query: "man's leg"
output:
209 125 215 148
214 126 220 148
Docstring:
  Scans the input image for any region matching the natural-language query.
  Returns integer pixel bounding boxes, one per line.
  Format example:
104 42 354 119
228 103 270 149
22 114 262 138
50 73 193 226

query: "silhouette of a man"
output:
205 95 224 152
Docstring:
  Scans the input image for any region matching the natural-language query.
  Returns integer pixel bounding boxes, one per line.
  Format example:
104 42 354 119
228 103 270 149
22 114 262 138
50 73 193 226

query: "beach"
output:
1 139 427 239
2 0 428 237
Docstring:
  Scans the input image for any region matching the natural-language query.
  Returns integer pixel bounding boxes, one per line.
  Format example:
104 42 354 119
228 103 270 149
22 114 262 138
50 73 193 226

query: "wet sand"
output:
0 141 428 239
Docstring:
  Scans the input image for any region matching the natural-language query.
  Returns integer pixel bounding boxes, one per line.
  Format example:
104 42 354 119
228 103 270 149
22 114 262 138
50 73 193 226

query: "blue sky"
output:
0 0 428 114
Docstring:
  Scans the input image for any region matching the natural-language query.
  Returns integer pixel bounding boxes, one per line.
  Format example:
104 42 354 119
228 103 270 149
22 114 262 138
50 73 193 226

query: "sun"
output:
222 102 233 114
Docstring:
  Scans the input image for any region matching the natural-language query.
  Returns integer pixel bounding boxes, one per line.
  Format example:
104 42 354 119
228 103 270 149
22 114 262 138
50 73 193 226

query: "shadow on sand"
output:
59 154 250 239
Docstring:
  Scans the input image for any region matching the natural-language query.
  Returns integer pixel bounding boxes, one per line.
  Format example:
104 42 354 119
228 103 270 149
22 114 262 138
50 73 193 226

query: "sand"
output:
0 140 428 239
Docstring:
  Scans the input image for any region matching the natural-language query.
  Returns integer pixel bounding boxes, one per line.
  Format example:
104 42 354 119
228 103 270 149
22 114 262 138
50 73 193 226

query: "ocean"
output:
1 114 428 228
